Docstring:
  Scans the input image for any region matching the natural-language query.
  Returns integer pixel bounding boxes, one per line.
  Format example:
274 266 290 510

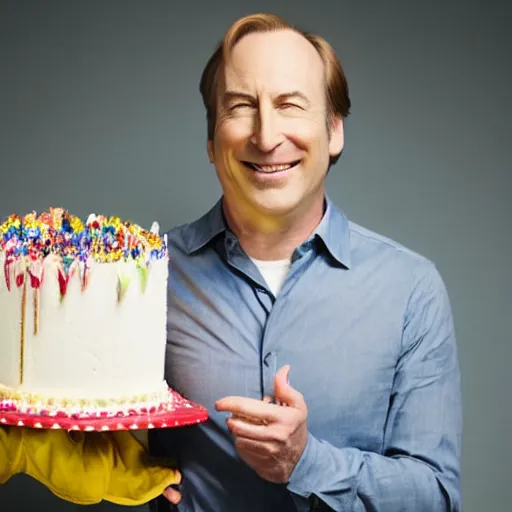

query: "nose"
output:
250 104 283 152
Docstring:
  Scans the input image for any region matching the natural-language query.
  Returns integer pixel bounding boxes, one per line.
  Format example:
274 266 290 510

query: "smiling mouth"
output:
242 161 301 173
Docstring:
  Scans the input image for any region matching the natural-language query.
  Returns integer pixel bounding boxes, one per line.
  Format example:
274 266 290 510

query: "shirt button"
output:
263 352 272 367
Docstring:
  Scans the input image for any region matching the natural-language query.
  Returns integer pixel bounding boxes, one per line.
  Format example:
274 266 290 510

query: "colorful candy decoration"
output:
0 207 167 300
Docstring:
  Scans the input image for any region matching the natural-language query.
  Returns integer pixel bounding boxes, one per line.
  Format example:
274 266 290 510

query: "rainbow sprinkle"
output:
0 207 167 266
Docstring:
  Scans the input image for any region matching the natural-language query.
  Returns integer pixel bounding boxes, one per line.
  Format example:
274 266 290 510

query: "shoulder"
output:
345 222 455 357
349 221 430 265
346 220 451 312
348 220 442 279
165 220 199 252
164 202 224 255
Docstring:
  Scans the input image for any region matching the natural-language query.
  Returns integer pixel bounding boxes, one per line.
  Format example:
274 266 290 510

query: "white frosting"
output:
0 251 169 403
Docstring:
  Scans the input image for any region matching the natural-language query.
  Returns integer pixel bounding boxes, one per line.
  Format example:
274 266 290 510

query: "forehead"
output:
222 29 325 98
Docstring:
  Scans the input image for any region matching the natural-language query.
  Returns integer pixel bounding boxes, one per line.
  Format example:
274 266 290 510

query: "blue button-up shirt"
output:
150 197 462 511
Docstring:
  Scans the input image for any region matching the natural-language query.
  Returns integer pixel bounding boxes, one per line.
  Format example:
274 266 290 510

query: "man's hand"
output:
215 365 308 483
162 485 182 505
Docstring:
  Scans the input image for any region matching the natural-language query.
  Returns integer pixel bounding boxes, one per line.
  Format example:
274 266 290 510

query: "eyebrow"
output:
222 91 255 104
222 90 311 107
276 91 311 106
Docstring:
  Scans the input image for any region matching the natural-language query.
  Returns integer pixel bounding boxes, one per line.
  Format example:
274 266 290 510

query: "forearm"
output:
286 263 462 510
287 433 460 511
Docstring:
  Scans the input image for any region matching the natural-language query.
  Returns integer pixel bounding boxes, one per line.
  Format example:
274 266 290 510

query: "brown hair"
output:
199 13 351 164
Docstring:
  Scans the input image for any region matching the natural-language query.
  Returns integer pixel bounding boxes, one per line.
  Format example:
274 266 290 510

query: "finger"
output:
231 412 268 426
162 486 182 505
227 417 276 441
273 365 306 410
216 397 280 423
263 395 287 406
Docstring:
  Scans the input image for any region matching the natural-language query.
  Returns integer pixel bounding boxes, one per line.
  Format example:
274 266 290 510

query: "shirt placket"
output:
222 233 318 401
258 240 318 400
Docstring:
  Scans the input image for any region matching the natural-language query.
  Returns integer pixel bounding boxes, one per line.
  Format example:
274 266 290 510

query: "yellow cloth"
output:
0 425 180 506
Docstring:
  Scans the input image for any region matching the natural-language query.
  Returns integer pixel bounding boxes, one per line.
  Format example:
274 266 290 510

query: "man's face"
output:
208 29 344 218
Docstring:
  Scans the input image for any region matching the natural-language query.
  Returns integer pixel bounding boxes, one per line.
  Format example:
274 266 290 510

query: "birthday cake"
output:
0 208 205 429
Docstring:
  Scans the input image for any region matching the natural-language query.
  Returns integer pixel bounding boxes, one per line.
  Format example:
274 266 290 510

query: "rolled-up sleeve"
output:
287 263 462 511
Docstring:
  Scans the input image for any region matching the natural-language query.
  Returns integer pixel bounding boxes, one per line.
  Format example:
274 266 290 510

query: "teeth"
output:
253 163 293 172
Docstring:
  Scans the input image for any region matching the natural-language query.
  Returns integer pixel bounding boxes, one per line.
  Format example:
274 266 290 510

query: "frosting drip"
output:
0 207 167 300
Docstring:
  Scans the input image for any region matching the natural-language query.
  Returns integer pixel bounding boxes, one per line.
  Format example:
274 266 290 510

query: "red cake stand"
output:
0 388 208 432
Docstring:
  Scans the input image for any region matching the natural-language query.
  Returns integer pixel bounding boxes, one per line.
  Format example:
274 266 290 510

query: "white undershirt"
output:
250 257 291 297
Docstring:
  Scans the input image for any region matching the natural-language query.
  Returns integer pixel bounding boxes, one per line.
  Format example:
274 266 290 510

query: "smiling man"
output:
150 13 462 512
206 26 344 251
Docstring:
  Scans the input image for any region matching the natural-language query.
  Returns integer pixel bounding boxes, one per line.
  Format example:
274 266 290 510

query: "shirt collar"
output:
311 195 351 268
183 198 227 254
184 195 351 268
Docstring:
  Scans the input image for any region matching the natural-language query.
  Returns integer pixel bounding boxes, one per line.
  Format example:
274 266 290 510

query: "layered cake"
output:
0 207 172 420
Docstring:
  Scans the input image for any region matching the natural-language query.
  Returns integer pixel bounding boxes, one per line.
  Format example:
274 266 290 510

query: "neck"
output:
222 193 325 260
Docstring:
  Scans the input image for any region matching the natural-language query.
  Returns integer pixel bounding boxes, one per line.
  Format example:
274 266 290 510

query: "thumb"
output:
273 365 305 409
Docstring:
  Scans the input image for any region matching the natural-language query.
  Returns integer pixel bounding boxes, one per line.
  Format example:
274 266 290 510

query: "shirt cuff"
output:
286 431 317 498
287 431 361 504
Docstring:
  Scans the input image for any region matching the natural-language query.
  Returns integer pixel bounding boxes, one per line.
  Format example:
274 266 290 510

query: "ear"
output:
328 116 344 158
207 139 214 163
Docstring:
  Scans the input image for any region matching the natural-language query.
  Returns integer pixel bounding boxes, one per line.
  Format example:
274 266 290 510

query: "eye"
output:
231 103 253 110
280 103 302 110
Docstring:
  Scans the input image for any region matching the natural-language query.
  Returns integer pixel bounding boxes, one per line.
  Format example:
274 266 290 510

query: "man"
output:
151 12 462 511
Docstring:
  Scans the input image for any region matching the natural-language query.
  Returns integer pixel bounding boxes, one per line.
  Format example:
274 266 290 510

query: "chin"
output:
249 192 304 217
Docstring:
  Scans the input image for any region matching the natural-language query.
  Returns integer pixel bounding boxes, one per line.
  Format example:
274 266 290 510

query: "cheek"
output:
215 117 253 151
213 121 250 180
285 120 331 155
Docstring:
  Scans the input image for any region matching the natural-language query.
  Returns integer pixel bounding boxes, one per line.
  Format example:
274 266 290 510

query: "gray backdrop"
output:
1 1 510 511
